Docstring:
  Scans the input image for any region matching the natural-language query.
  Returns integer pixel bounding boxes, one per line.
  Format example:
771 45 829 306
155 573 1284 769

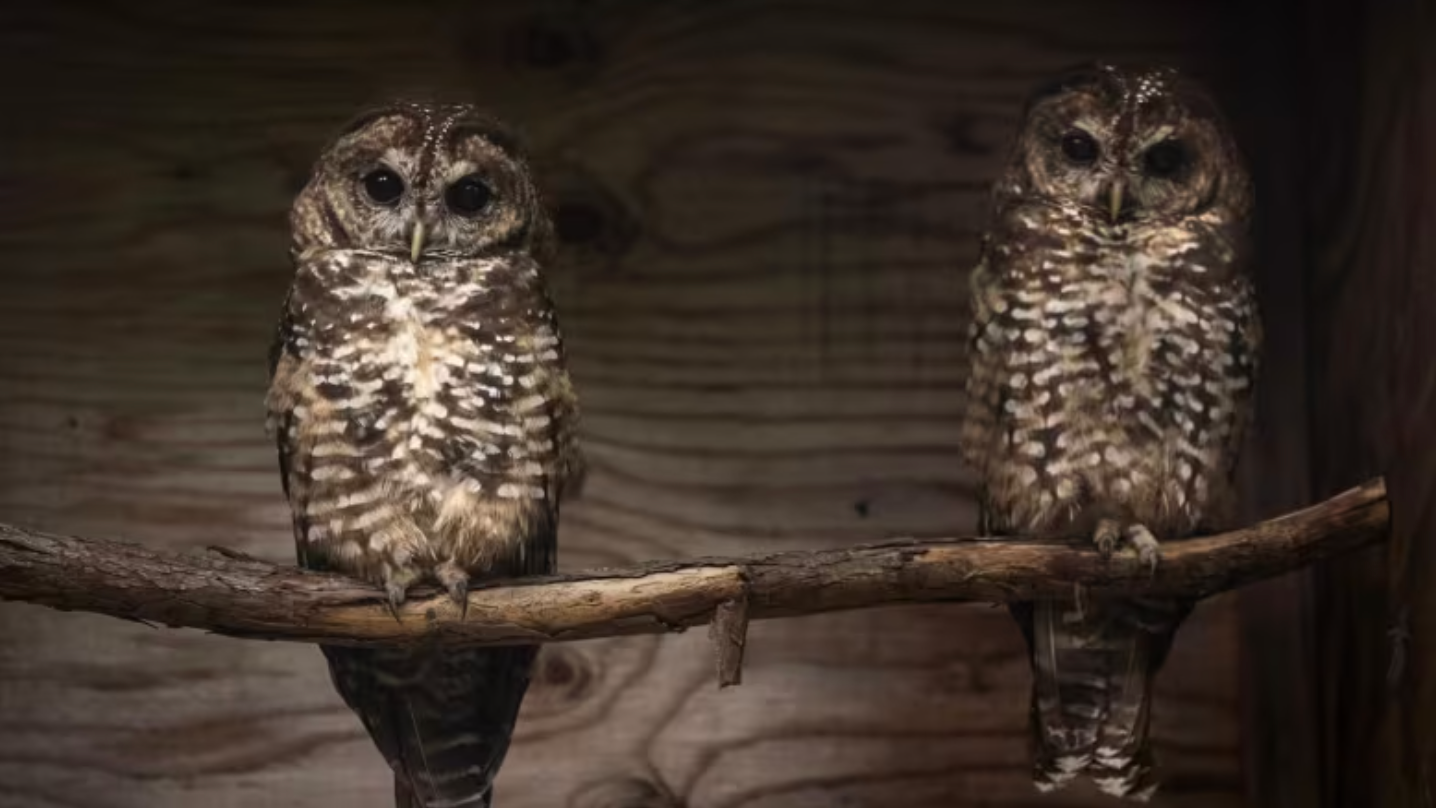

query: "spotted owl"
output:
266 101 584 808
957 64 1258 800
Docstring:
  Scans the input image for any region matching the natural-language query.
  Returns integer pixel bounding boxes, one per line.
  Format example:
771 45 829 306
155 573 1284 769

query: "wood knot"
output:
569 777 682 808
494 9 603 74
170 162 204 181
537 159 639 272
934 111 995 156
521 645 597 717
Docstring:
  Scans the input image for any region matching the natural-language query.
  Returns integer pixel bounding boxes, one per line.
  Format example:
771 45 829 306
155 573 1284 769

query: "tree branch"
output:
0 478 1389 657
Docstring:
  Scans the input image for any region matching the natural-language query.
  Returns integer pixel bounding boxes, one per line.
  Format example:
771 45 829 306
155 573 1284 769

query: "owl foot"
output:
435 561 472 621
450 579 470 621
1126 523 1162 576
1093 519 1123 558
382 582 406 623
1091 520 1162 575
380 567 421 623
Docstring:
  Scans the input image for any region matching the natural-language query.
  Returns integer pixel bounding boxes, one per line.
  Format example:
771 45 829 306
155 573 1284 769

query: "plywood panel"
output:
1303 1 1436 804
1215 0 1321 804
0 2 1246 806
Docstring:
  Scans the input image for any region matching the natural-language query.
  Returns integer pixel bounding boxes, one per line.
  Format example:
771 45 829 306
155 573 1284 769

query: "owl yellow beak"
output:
410 221 427 262
1108 182 1125 223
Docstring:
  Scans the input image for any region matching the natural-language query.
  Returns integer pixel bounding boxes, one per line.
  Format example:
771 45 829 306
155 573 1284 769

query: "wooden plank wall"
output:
1303 1 1436 805
0 2 1263 806
1217 0 1322 805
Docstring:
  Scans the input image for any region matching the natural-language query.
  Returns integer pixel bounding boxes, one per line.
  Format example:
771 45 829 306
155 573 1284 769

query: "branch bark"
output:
0 478 1389 653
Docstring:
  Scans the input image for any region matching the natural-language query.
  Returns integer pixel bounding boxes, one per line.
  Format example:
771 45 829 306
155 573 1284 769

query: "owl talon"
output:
1092 519 1122 558
435 561 471 621
449 578 470 621
1126 524 1162 576
383 583 407 623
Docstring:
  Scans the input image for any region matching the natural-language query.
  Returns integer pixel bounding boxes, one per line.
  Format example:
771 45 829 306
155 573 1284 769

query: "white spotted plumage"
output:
267 101 583 808
959 64 1258 801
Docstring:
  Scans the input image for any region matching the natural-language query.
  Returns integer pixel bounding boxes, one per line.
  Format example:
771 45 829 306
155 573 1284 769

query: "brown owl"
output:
958 64 1258 800
266 101 584 808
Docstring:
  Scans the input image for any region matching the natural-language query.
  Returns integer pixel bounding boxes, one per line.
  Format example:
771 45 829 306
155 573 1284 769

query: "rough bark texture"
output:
0 479 1388 651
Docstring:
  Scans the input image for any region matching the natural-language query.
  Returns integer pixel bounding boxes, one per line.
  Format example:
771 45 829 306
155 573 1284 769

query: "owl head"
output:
290 101 552 262
999 63 1251 228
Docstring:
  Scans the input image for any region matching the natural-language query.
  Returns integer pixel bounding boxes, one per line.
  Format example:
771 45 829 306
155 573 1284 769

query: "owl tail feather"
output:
1011 597 1190 802
323 643 540 808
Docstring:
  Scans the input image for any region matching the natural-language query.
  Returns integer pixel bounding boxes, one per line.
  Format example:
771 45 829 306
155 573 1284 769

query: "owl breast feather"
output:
964 213 1258 536
271 250 564 578
296 252 556 490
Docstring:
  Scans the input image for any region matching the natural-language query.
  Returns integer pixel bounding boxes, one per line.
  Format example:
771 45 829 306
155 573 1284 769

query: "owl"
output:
266 101 584 808
957 64 1258 800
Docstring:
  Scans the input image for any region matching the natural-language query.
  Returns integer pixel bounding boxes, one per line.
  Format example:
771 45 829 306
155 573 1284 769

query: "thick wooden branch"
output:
0 478 1389 657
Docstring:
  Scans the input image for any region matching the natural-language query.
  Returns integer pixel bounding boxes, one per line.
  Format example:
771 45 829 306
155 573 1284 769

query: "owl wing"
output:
1186 272 1262 534
266 299 292 495
265 288 312 562
957 252 1003 482
1220 275 1263 482
542 306 587 506
960 237 1033 537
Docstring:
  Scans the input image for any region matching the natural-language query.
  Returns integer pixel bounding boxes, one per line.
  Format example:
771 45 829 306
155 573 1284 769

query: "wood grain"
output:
0 1 1257 806
1216 1 1323 803
1304 1 1436 804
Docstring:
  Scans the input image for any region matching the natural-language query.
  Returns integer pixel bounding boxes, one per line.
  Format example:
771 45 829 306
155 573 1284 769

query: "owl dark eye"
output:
1143 140 1187 177
1060 131 1100 165
445 176 493 216
361 168 404 205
